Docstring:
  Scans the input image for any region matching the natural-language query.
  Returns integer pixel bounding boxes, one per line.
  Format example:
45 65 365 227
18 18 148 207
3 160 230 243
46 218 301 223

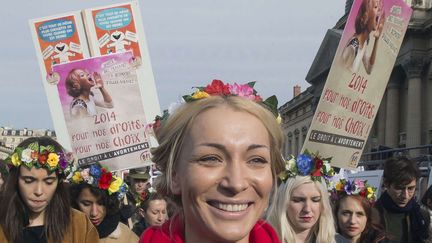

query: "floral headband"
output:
330 178 377 204
5 141 75 175
69 163 128 201
278 150 335 183
183 79 278 115
135 186 157 207
148 79 280 137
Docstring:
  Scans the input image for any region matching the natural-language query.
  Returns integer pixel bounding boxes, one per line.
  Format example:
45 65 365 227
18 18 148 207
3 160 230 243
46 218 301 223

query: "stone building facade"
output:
0 127 56 159
280 1 432 158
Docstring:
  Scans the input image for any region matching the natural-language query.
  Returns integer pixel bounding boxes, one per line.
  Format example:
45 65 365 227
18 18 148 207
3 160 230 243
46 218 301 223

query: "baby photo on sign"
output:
64 68 114 118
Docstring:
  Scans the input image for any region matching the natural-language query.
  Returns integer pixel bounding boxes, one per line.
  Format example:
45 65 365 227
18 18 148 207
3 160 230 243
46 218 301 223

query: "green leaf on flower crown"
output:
15 147 24 156
247 81 259 95
45 145 55 153
262 95 278 117
28 142 39 151
193 86 206 91
278 170 288 181
25 162 34 169
182 95 194 102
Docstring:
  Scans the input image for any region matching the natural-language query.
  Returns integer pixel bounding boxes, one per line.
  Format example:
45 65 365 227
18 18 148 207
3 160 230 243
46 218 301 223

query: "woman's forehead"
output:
20 166 56 178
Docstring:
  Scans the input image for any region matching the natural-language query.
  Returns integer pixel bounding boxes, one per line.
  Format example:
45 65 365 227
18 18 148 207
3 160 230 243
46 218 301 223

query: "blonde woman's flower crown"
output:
149 79 281 136
330 178 377 204
5 141 75 175
69 163 128 200
278 150 335 183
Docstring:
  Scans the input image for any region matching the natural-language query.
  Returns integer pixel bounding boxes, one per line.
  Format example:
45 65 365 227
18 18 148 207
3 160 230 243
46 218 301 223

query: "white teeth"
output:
216 203 248 212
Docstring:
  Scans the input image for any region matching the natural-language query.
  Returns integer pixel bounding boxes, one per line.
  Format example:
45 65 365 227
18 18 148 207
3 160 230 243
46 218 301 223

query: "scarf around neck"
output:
96 213 120 239
378 191 429 242
139 214 281 243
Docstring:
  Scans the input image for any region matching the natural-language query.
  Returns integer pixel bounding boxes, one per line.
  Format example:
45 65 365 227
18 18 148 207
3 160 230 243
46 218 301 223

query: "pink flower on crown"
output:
354 179 365 189
228 83 256 100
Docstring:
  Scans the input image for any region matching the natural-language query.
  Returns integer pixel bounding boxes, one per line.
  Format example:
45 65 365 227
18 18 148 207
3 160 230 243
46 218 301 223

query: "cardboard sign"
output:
302 0 412 169
30 12 90 148
346 170 384 197
29 2 161 171
83 2 161 122
53 52 152 170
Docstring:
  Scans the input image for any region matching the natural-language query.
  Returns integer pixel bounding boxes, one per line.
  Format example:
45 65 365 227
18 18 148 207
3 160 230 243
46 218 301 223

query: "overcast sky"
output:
0 1 344 129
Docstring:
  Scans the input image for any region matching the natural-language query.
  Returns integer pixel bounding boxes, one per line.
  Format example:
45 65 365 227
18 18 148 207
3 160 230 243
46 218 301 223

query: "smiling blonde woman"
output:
140 80 284 243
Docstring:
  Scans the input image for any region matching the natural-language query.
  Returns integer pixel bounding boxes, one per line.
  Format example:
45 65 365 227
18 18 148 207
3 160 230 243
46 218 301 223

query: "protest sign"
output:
347 170 384 197
302 0 412 169
83 2 160 123
30 2 160 171
30 13 90 147
53 52 152 170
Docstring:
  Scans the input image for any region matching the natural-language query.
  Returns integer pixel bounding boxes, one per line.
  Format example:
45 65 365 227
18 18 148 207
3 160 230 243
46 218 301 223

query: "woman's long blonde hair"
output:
267 176 336 243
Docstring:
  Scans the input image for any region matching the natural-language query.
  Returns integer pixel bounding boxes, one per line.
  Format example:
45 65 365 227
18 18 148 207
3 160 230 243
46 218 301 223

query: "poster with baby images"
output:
52 51 153 171
30 2 161 166
30 12 91 149
301 0 412 169
30 13 89 83
83 2 161 124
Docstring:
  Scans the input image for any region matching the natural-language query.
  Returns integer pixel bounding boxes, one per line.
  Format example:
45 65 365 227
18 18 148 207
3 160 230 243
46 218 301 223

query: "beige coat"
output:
100 222 139 243
0 209 100 243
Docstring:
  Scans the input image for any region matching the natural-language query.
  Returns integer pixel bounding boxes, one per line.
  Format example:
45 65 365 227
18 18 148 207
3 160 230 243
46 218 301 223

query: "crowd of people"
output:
0 79 431 243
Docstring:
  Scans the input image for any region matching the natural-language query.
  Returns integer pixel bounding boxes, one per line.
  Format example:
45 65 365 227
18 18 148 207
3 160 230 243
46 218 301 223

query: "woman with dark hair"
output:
132 190 168 236
69 163 139 242
0 159 7 192
0 136 99 243
332 179 391 243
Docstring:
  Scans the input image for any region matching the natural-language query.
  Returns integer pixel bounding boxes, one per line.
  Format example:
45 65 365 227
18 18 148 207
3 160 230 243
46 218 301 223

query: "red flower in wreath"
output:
140 191 148 201
38 151 49 165
359 189 367 197
98 171 113 190
311 169 322 177
254 95 263 102
204 79 230 96
315 158 324 170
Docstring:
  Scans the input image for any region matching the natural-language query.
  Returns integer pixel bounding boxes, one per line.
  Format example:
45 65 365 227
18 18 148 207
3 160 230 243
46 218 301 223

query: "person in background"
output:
69 163 139 243
132 190 168 236
126 167 151 207
0 159 7 192
267 152 336 243
141 79 284 243
122 167 152 225
0 136 99 243
374 156 430 242
331 178 391 243
421 185 432 239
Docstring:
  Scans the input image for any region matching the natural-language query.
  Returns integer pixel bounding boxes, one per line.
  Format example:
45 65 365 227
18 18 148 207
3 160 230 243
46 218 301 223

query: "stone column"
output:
404 60 423 157
378 91 387 146
427 63 432 144
385 82 399 148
